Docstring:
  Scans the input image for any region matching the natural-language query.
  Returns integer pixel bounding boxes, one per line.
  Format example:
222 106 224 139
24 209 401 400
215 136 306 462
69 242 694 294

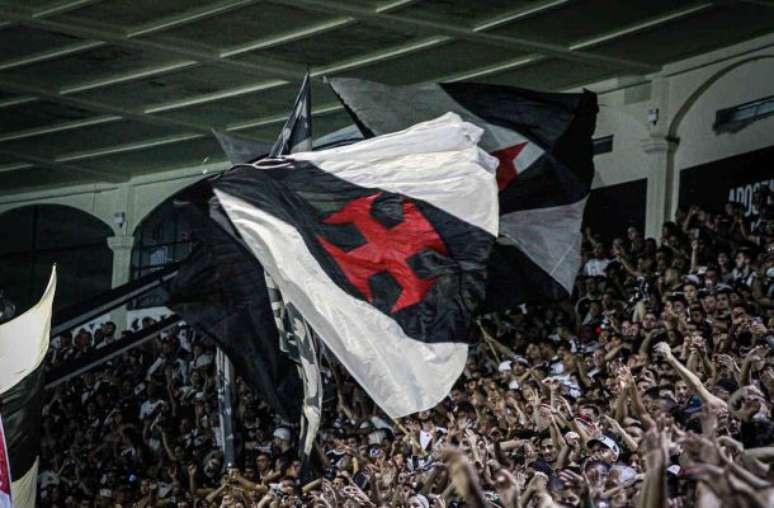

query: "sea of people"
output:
36 191 774 507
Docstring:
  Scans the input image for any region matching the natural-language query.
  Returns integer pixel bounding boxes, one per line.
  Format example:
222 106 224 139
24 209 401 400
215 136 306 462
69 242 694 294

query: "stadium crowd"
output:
37 190 774 507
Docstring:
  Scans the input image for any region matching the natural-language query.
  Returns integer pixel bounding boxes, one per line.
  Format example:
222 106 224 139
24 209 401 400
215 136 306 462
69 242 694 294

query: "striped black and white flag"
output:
265 72 323 459
210 72 322 460
0 267 56 508
263 277 322 458
329 78 597 309
270 72 312 157
213 114 498 417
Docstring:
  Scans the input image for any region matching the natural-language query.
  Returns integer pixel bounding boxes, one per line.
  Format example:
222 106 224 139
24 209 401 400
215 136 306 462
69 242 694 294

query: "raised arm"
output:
654 342 727 410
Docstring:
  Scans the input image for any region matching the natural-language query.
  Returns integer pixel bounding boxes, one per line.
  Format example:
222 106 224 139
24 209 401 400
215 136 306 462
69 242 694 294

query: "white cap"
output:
195 353 213 368
589 435 620 457
368 430 387 445
410 494 429 508
273 427 291 441
512 355 530 366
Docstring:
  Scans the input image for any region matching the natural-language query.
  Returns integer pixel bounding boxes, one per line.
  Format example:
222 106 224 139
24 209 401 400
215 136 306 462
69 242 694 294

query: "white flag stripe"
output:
498 197 587 294
514 141 545 175
292 112 488 163
331 79 540 156
0 267 56 395
215 189 469 417
9 458 36 508
291 113 499 236
486 122 545 174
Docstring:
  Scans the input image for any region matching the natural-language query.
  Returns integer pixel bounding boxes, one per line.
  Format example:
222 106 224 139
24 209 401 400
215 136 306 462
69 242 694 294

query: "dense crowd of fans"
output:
35 189 774 507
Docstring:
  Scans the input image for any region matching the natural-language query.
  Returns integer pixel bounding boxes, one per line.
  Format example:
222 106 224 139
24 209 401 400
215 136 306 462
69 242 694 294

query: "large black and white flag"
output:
213 114 498 417
0 267 56 508
329 78 597 309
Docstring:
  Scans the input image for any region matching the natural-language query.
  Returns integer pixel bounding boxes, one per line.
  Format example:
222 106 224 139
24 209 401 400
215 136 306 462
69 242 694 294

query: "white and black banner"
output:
0 266 56 508
214 114 498 417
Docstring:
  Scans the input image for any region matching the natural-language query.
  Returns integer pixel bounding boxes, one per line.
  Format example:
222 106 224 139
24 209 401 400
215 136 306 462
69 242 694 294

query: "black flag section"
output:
165 180 302 420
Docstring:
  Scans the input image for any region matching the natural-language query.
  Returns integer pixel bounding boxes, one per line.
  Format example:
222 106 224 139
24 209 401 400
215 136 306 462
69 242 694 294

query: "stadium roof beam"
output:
0 0 693 160
473 0 572 31
0 51 546 168
0 148 127 182
126 0 261 37
0 33 450 141
0 0 105 29
0 76 232 135
24 0 106 18
0 0 740 173
570 3 715 51
0 5 308 81
0 0 101 40
273 0 660 73
0 0 695 124
0 0 419 112
0 40 106 71
0 0 260 71
0 0 423 81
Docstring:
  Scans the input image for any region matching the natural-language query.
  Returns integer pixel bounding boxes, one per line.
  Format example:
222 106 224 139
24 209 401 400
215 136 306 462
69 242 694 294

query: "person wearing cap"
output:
407 493 430 508
272 427 295 465
588 435 620 464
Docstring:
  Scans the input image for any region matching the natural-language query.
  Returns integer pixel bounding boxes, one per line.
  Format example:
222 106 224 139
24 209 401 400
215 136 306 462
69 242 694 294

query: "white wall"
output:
576 33 774 237
591 102 651 189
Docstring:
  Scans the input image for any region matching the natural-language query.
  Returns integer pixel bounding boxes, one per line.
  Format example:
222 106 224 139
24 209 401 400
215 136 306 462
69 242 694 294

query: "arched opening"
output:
670 55 774 217
0 205 113 313
130 198 195 308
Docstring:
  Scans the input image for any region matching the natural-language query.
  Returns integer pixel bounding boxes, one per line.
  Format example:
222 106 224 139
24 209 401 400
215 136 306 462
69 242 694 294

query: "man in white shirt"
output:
583 243 612 278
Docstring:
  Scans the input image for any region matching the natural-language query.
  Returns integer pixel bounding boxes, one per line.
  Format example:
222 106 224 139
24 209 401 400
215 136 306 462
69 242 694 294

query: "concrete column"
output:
641 136 679 240
107 235 134 287
107 234 135 330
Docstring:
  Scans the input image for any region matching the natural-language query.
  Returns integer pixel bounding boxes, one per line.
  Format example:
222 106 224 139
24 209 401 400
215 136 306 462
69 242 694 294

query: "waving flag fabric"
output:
0 266 56 508
171 74 321 463
214 114 498 417
166 181 303 420
328 78 597 308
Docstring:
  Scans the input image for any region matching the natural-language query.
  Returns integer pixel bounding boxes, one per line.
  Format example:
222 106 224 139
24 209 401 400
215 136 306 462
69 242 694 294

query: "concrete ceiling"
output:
0 0 773 192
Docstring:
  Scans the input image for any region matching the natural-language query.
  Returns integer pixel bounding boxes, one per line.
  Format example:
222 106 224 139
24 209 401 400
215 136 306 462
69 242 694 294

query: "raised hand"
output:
653 342 672 359
494 468 520 508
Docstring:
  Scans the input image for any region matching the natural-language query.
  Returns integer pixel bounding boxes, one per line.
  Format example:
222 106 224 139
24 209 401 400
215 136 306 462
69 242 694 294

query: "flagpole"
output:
215 349 236 466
